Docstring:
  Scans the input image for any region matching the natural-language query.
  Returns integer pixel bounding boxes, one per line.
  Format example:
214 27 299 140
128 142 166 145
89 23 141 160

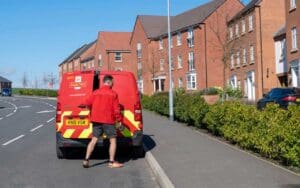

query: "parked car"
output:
1 88 12 96
257 88 300 110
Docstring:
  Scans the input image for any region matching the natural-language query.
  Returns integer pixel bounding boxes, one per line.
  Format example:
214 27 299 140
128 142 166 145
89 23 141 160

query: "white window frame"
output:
160 59 164 71
236 51 240 67
115 52 122 62
230 75 237 88
291 60 300 87
186 73 197 90
177 32 182 46
187 27 194 48
177 55 183 69
290 0 296 10
178 77 183 88
235 23 239 37
137 43 142 58
230 54 235 69
229 26 233 40
291 27 298 50
248 15 253 32
159 38 163 50
188 51 195 71
250 45 254 64
241 20 246 34
243 48 247 65
98 54 103 67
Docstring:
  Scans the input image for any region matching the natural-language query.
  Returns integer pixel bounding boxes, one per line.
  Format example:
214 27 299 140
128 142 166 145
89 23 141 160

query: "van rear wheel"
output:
132 146 145 158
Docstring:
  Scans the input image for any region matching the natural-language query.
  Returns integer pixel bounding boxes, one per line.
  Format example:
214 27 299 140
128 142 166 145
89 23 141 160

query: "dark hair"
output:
103 74 113 83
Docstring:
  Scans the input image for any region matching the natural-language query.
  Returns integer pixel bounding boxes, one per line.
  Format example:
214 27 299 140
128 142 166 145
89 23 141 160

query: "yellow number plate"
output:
66 119 88 126
296 98 300 102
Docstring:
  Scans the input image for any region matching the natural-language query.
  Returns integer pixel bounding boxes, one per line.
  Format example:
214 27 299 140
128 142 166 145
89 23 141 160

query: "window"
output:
235 24 239 37
137 62 142 70
230 54 235 69
230 75 237 88
236 51 240 67
170 57 174 70
91 61 95 68
187 73 197 90
137 43 142 58
244 79 248 97
290 0 296 10
98 54 103 67
250 45 254 63
178 77 183 88
248 15 253 32
177 32 182 46
229 26 233 40
177 55 183 69
115 67 123 71
160 59 164 71
170 36 173 48
243 48 247 65
115 52 122 62
292 27 298 50
187 28 194 48
159 38 163 49
188 52 195 71
82 63 87 70
241 20 246 34
291 60 300 87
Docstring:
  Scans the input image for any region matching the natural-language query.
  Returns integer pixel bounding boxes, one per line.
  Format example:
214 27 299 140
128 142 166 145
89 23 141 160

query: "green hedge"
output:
12 88 58 97
142 93 300 168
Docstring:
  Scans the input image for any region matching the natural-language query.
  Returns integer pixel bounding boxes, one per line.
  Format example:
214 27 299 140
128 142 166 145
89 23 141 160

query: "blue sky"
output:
0 0 250 88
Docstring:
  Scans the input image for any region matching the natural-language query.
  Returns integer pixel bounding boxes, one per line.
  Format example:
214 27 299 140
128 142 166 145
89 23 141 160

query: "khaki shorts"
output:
92 122 117 139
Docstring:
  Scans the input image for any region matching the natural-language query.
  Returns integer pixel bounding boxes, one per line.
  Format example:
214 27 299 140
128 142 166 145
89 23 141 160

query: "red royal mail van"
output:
56 70 144 158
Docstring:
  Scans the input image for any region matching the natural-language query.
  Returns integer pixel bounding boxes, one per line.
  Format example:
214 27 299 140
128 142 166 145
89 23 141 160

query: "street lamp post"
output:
167 0 174 121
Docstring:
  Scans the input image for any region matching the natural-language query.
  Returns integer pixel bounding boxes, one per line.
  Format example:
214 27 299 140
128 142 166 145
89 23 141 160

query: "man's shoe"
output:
83 159 89 168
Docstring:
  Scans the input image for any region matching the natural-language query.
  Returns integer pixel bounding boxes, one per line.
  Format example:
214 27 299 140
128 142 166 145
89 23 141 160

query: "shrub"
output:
12 88 57 97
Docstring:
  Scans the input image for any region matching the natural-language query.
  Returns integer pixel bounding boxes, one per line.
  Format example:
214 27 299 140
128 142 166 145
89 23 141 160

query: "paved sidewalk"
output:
143 111 300 188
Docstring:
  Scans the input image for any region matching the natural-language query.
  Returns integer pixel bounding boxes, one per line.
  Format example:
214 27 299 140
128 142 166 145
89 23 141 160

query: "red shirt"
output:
85 85 122 125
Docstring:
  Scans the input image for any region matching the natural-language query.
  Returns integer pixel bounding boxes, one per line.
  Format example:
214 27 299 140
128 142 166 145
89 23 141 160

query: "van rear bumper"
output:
56 131 143 148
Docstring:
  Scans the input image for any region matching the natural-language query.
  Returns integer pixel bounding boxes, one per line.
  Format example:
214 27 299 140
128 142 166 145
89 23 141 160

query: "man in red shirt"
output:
82 75 123 168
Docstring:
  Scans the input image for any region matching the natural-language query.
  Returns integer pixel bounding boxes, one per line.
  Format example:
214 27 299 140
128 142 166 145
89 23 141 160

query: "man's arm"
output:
79 93 94 108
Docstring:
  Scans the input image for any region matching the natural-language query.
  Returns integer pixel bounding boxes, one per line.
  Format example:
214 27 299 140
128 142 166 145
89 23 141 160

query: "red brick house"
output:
58 41 96 81
130 0 244 95
285 0 300 87
228 0 286 101
94 32 135 74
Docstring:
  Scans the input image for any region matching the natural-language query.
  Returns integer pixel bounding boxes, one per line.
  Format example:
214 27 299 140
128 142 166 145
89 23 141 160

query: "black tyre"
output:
132 145 145 158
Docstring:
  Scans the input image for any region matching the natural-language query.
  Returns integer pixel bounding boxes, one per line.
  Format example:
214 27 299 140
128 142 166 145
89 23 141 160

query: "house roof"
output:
229 0 261 22
274 26 286 39
0 76 12 83
59 40 96 66
98 31 132 51
138 0 228 39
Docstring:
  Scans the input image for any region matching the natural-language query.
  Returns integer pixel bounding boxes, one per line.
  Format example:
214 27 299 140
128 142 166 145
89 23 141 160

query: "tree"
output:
206 4 242 101
21 72 29 88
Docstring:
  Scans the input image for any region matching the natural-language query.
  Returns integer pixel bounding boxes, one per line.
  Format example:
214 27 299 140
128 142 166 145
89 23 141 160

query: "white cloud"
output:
0 67 17 76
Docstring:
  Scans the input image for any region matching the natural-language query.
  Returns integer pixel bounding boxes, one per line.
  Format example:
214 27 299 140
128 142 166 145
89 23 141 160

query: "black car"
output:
257 88 300 110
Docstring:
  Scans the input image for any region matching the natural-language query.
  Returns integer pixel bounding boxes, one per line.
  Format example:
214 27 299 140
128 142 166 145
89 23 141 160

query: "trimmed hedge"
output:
142 93 300 168
12 88 58 97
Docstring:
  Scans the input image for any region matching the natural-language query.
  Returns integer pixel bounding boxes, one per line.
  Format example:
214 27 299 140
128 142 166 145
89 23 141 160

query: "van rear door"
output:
57 71 99 139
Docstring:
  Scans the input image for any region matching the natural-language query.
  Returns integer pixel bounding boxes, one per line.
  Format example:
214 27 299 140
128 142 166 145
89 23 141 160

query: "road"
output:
0 96 158 188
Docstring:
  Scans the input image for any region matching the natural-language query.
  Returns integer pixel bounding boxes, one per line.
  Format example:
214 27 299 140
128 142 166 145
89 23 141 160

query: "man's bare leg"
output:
83 137 98 168
108 137 123 168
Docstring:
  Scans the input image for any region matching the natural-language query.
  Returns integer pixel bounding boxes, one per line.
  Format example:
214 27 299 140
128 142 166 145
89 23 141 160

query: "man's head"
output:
103 75 114 87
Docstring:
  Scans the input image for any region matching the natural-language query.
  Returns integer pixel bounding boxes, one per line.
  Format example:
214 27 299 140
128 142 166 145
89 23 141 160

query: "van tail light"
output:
56 102 62 123
134 102 142 122
282 96 297 102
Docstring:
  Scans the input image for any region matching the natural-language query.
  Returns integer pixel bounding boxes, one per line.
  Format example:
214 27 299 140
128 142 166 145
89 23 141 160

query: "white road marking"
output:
36 110 55 114
30 124 44 132
47 117 55 123
2 135 25 146
18 105 31 109
0 117 3 120
6 113 13 117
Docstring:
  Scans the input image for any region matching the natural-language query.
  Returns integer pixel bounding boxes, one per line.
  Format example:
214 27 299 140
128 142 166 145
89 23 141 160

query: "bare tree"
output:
206 6 242 101
21 72 29 88
48 73 58 89
34 76 39 89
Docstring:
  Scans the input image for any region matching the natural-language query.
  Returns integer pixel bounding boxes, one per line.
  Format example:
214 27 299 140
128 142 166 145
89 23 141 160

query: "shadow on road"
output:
281 184 300 188
61 134 157 168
